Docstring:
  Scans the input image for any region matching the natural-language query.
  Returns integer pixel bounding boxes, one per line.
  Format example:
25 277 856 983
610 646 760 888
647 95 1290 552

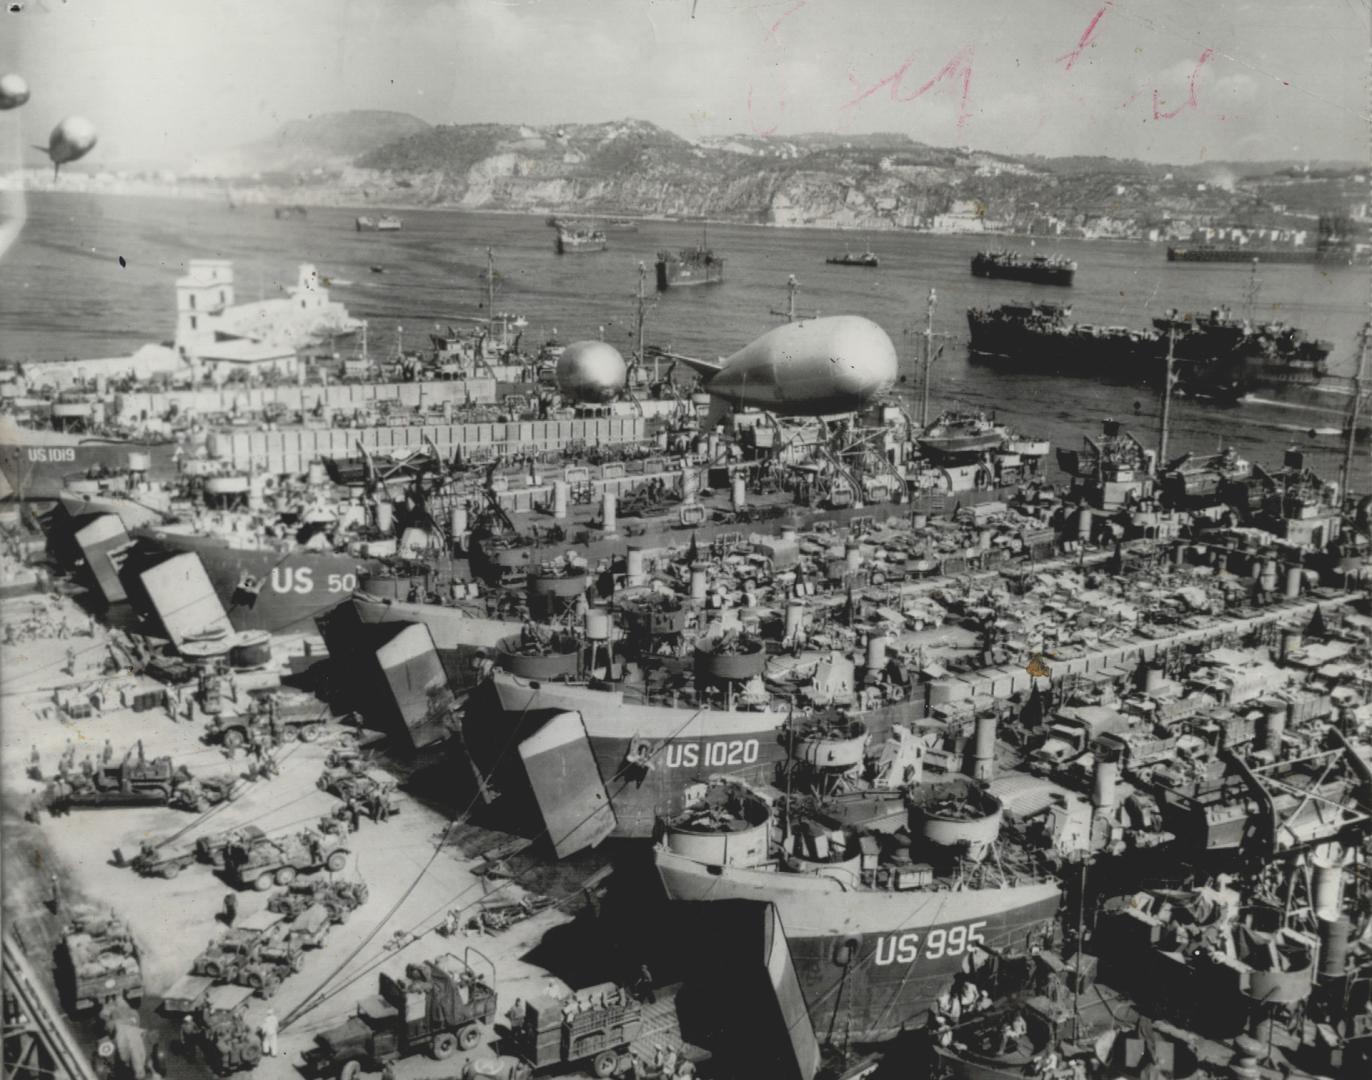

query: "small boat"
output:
555 226 608 254
273 205 308 219
369 265 385 274
356 215 402 232
826 251 879 268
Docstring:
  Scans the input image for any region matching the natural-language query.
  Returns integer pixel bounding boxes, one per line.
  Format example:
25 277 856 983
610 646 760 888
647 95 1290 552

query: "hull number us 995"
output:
873 920 987 966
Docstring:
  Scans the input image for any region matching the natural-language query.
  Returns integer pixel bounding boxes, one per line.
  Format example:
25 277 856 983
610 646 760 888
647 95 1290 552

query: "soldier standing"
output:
222 893 238 927
102 739 113 764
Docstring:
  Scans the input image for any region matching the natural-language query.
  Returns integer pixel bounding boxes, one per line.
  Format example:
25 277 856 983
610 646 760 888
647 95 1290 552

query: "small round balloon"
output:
0 73 29 110
44 116 98 177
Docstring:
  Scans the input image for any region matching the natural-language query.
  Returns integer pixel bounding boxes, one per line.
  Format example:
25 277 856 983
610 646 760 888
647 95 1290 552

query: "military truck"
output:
223 826 350 891
318 766 401 817
268 879 370 925
191 911 285 982
206 689 327 749
55 906 143 1013
508 983 642 1079
302 950 497 1079
193 985 260 1075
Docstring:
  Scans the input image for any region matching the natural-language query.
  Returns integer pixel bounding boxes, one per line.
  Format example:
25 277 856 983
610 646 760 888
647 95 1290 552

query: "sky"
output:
2 0 1368 167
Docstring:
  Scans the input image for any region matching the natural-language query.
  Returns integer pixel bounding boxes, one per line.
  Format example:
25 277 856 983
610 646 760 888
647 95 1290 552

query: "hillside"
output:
185 113 1366 237
189 110 431 177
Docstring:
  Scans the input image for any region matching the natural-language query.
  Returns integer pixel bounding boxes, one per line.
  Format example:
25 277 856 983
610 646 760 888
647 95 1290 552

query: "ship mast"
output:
917 288 948 429
1340 323 1369 503
769 275 811 323
1158 327 1176 471
485 247 496 338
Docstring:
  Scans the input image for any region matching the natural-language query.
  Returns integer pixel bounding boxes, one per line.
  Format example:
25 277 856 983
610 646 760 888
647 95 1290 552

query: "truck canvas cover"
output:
518 711 616 858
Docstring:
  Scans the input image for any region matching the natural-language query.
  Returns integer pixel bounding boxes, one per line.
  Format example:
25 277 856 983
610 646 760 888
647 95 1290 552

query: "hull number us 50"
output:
873 920 987 966
269 568 357 595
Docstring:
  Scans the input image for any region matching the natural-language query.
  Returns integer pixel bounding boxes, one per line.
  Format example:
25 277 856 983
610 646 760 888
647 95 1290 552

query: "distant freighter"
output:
656 246 724 290
971 250 1075 286
555 226 608 254
356 215 402 232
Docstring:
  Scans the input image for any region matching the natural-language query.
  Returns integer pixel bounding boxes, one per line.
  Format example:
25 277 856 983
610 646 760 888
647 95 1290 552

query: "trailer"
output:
162 973 215 1017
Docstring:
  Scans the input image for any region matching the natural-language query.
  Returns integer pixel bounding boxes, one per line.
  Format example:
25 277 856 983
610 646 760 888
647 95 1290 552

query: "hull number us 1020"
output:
873 920 988 966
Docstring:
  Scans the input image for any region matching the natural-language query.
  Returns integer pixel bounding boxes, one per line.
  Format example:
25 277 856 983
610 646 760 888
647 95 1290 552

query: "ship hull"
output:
970 257 1073 287
655 259 724 290
127 528 377 634
1166 246 1321 264
656 849 1062 1042
486 674 790 838
0 430 180 500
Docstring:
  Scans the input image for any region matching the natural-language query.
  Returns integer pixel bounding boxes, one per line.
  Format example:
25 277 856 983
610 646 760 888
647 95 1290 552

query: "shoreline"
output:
2 180 1173 245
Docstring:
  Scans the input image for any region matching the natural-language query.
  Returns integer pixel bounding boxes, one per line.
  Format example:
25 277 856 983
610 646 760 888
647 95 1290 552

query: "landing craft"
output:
0 74 29 110
36 116 97 178
674 315 898 421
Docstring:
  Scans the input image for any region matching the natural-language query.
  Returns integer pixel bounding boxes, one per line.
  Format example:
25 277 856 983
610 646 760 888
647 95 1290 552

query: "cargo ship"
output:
971 251 1075 287
826 251 879 268
355 215 402 232
555 227 608 254
967 302 1334 399
654 779 1062 1042
656 246 724 290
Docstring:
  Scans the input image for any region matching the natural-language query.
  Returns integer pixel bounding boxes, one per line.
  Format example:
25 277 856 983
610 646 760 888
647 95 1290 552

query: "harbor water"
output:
1 190 1367 489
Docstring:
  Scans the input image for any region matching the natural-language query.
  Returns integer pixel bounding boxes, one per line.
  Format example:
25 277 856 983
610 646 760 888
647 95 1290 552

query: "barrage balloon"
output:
0 74 29 110
41 116 98 177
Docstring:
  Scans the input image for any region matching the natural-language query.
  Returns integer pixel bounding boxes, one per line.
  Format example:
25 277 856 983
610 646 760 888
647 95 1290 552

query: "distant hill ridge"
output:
192 111 1366 231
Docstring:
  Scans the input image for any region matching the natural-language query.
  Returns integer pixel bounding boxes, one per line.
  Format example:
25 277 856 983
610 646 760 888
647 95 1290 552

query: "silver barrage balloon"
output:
689 315 898 417
555 340 628 403
0 74 29 110
39 116 98 177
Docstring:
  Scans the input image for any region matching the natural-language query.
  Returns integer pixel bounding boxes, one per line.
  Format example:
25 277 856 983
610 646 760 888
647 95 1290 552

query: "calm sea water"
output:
1 191 1367 488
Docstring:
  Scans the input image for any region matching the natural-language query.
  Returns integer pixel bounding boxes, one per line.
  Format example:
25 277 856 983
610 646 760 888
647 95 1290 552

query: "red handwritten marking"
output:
1056 1 1113 71
747 84 780 136
1153 47 1214 120
767 0 806 40
842 46 975 128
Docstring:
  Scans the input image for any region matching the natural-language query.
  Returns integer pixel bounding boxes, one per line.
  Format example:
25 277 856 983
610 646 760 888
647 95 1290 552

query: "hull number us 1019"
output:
873 920 987 966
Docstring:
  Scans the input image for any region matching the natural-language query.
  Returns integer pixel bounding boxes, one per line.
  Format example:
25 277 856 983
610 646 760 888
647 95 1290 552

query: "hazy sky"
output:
4 0 1368 167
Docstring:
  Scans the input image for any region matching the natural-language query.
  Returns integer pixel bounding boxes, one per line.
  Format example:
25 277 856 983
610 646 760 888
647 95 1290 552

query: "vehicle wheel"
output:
457 1023 482 1051
338 1061 361 1080
275 866 297 887
161 862 182 879
223 729 244 750
291 953 305 973
300 724 322 743
431 1032 459 1060
326 851 348 873
246 971 263 990
203 960 221 979
283 724 299 742
593 1050 618 1078
151 786 170 802
254 873 273 892
243 1046 261 1067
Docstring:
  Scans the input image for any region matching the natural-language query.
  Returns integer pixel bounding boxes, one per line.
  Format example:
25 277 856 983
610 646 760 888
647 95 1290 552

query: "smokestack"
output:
1093 758 1118 812
553 480 569 520
690 565 708 604
972 714 997 782
785 600 805 642
1284 566 1302 599
602 491 617 535
1264 703 1287 757
866 634 888 672
731 475 747 511
626 547 645 586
